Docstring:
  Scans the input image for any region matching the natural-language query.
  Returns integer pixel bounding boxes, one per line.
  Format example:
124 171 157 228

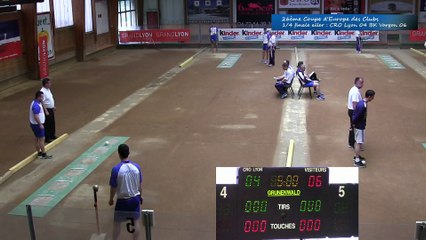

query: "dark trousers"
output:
348 109 355 147
269 47 275 66
44 108 56 140
275 82 291 95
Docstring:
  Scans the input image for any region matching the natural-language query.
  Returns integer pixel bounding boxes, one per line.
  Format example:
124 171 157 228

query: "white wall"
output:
160 0 185 25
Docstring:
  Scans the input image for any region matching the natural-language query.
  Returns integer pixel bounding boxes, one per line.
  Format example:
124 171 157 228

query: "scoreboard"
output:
0 0 44 6
216 167 359 240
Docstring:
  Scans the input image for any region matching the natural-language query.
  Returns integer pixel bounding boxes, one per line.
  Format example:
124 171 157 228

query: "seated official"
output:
274 60 294 99
296 61 325 101
274 60 295 99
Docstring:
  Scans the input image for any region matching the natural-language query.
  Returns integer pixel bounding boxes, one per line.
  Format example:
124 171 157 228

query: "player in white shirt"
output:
40 78 57 143
347 77 364 151
262 28 270 64
268 33 277 67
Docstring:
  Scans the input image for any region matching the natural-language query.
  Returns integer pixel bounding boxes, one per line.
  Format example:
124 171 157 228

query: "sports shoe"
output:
37 152 43 158
353 160 366 168
316 95 325 101
40 153 52 159
353 156 366 165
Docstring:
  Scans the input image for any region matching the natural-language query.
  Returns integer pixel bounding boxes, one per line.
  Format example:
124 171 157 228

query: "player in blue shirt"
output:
109 144 143 240
29 91 52 159
210 25 218 53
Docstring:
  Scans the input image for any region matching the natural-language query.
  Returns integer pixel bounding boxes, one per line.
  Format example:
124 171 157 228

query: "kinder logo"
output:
222 36 237 40
334 30 354 35
337 35 351 40
362 36 375 40
271 30 286 35
361 31 378 36
220 30 239 36
242 30 262 36
311 30 332 35
314 35 328 40
288 30 308 35
245 36 258 40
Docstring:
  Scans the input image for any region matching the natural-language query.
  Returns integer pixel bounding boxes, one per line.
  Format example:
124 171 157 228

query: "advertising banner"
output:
279 0 320 9
0 20 22 61
218 28 379 42
324 0 364 14
409 29 426 41
119 29 191 43
37 13 55 59
38 34 49 79
272 14 417 31
369 0 414 14
187 0 230 23
237 0 275 24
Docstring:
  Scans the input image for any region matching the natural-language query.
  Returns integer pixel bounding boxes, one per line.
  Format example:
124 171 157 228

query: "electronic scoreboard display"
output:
0 0 44 6
216 167 359 240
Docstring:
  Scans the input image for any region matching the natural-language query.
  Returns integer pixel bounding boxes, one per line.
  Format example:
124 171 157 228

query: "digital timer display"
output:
216 167 358 240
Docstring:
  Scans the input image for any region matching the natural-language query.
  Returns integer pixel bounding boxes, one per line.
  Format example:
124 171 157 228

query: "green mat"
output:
378 54 405 69
217 53 242 68
9 136 128 217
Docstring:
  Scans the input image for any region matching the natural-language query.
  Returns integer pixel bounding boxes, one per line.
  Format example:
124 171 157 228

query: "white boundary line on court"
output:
273 47 310 167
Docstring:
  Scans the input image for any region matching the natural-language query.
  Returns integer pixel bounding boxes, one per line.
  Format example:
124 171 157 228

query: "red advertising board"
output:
119 29 191 43
0 41 22 61
0 20 22 61
38 34 49 79
410 29 426 42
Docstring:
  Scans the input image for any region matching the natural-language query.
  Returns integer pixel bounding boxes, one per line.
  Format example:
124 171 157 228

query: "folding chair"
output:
297 74 313 99
287 76 296 98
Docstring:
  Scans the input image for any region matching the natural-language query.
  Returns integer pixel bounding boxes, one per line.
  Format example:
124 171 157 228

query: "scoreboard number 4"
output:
220 186 228 198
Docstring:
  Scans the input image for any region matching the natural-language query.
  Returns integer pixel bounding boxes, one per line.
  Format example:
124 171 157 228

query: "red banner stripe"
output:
410 29 426 42
119 29 191 43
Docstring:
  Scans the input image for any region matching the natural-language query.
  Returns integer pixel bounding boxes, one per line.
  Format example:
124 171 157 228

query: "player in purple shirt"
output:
352 89 375 167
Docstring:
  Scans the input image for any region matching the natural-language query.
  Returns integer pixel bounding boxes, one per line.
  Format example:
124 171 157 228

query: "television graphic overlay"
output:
216 167 359 240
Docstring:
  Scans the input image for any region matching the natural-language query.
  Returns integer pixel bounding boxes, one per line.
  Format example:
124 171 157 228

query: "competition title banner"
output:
272 14 417 31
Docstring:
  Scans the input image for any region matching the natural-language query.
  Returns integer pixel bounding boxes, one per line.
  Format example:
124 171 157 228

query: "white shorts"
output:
354 128 365 144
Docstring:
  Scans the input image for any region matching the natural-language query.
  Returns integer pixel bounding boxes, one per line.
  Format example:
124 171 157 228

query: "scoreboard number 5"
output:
220 186 228 198
338 186 345 197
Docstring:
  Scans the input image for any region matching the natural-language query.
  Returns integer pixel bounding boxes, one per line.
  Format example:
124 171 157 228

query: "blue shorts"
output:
114 196 141 222
304 81 314 87
263 43 268 51
30 124 45 138
210 34 218 42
